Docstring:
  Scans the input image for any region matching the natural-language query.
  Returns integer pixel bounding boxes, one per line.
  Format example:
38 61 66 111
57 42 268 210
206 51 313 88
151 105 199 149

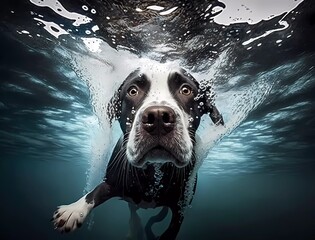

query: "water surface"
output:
1 0 315 239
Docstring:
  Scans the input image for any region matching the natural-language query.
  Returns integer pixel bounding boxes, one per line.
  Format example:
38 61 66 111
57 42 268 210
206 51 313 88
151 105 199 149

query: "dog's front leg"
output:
52 181 113 233
158 206 184 240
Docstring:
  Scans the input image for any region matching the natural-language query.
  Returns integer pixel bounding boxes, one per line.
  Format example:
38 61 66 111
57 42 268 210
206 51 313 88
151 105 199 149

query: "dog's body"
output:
52 65 223 239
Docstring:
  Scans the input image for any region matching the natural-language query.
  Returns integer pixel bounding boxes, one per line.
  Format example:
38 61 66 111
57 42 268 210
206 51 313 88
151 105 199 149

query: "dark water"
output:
1 0 315 239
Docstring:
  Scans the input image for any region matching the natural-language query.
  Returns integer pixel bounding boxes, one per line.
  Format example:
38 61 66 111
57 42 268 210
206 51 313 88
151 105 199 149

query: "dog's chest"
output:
119 165 190 206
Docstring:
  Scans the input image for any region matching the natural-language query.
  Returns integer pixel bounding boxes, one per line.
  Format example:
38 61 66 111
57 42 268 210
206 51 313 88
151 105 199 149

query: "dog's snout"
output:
142 106 176 135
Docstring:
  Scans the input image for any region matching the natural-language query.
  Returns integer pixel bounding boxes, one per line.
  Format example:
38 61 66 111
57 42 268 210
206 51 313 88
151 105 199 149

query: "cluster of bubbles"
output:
177 170 196 216
145 163 164 197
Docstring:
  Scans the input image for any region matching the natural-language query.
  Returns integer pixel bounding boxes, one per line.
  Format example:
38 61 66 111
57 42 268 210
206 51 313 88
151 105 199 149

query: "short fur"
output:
52 67 223 240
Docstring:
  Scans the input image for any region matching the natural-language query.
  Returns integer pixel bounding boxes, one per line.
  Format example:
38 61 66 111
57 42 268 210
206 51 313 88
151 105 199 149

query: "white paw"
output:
52 195 94 233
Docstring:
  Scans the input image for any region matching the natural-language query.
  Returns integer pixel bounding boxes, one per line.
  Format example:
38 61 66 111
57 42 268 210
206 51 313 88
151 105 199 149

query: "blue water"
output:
1 0 315 239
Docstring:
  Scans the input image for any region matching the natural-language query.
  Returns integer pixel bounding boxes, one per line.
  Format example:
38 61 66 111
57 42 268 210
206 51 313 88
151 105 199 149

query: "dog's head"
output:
107 66 223 168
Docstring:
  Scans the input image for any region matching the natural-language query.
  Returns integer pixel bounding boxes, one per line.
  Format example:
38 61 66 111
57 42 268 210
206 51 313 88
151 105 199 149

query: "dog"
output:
51 65 224 239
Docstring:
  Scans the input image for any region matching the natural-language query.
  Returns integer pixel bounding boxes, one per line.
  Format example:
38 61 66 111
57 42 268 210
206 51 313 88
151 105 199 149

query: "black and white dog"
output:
52 66 224 239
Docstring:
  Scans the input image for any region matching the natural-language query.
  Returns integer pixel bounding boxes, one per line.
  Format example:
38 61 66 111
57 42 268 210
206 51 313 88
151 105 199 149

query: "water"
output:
1 0 315 239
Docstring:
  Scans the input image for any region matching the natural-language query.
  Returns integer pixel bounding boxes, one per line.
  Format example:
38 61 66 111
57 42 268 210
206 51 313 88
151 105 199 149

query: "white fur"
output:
126 65 193 167
52 194 94 232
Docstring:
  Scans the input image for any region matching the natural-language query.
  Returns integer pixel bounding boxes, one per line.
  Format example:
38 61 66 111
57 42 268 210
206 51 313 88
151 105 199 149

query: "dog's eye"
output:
180 85 192 96
128 86 139 96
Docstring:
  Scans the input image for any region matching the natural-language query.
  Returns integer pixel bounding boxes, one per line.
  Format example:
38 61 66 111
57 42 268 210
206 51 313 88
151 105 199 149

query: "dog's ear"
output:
204 103 224 126
198 83 224 126
106 69 141 125
106 87 122 125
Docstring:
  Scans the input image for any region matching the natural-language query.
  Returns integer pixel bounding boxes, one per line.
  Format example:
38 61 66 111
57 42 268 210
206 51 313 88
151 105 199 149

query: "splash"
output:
185 48 275 168
29 0 97 39
199 56 313 175
214 0 304 26
33 17 69 38
29 0 92 26
242 17 289 46
213 0 304 46
55 39 141 189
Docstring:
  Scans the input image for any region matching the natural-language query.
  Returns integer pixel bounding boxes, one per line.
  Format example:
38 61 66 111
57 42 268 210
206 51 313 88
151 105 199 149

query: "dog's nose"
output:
142 106 176 135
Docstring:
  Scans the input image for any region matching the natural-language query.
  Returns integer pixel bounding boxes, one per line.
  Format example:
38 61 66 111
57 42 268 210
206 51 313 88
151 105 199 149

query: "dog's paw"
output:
51 195 94 233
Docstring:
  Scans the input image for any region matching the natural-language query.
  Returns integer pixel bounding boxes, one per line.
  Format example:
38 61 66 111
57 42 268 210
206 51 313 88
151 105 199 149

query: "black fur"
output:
68 68 223 239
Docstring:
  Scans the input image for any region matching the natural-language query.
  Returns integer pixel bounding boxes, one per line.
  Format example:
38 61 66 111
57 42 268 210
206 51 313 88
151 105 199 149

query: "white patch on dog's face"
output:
126 66 193 168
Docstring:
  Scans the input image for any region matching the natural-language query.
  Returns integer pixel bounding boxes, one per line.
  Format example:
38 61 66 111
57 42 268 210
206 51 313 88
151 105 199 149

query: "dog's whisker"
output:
117 156 127 190
124 157 130 191
107 149 125 173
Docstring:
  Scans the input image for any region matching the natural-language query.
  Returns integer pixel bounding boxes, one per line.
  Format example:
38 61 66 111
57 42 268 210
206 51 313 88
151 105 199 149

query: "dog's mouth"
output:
126 106 194 168
130 145 188 168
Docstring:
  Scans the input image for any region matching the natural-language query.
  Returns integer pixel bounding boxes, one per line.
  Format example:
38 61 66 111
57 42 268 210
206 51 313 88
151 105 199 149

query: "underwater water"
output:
1 0 315 239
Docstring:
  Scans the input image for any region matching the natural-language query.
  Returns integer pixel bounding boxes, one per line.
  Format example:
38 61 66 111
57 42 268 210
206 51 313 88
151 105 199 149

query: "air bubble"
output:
82 5 88 11
153 163 163 185
91 9 96 14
